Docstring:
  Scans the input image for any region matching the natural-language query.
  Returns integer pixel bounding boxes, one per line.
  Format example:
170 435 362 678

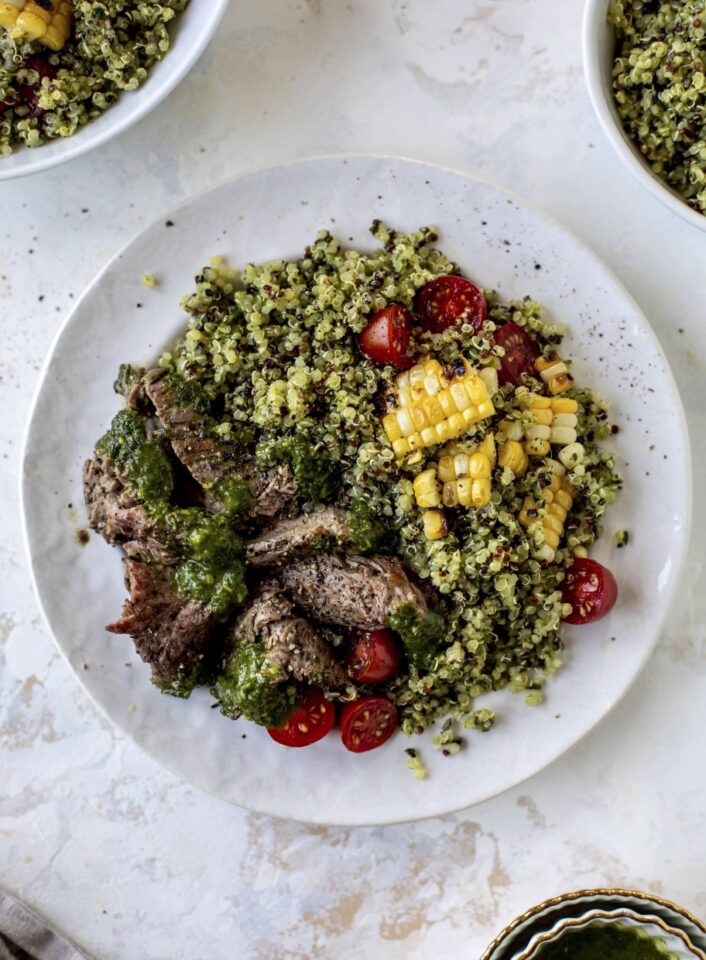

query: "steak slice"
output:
233 580 347 689
83 455 178 564
245 507 350 567
106 559 215 690
143 369 296 518
280 554 428 631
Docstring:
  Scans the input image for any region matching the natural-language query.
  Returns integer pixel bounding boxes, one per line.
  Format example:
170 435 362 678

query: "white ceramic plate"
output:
21 157 691 825
0 0 229 181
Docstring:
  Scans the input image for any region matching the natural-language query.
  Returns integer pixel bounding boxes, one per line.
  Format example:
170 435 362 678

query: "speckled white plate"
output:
20 157 691 825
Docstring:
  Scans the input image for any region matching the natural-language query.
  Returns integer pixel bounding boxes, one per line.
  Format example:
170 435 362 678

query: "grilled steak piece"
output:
246 507 350 567
143 368 295 518
83 455 178 564
114 364 149 413
233 580 347 689
280 554 428 631
106 559 215 690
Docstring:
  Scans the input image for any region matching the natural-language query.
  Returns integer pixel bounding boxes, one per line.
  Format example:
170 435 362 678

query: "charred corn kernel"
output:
496 418 523 442
519 473 576 561
558 442 585 468
0 0 72 50
532 408 554 426
468 452 490 479
478 434 497 467
479 367 499 397
442 481 459 508
544 457 566 476
550 425 578 446
422 509 447 541
413 468 442 509
471 478 491 506
525 424 551 441
535 354 574 394
382 357 494 458
498 440 528 477
439 447 493 508
525 437 550 457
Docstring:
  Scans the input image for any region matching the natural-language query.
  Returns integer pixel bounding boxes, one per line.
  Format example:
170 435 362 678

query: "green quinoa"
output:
0 0 188 156
153 222 621 736
609 0 706 214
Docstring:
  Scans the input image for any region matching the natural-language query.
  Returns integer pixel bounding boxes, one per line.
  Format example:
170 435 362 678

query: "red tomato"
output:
359 304 412 368
347 629 400 684
561 558 618 625
493 322 540 386
17 56 56 119
340 696 398 753
416 275 487 334
267 688 335 747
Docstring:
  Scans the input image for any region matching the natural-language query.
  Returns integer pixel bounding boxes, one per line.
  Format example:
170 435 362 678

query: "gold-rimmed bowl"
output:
482 889 706 960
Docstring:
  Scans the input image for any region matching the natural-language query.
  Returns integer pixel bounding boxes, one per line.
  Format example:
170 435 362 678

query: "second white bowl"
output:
582 0 706 233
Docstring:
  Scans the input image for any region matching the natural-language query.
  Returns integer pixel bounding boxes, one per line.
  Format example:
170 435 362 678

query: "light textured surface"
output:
1 1 705 957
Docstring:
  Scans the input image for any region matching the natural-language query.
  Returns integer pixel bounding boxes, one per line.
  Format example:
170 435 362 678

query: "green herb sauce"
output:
162 664 203 700
162 371 212 415
208 477 253 516
168 511 248 621
96 409 173 510
211 641 297 727
348 497 385 553
259 434 338 504
535 923 677 960
388 604 446 671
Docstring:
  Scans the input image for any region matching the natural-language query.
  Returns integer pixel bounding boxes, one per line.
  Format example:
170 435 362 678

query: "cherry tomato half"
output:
359 304 412 368
493 321 540 386
17 57 56 119
561 558 618 625
416 275 487 334
347 629 400 684
267 688 335 747
340 696 398 753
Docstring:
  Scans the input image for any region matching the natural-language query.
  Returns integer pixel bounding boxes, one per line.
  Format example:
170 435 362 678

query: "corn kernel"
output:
423 509 448 541
472 478 491 506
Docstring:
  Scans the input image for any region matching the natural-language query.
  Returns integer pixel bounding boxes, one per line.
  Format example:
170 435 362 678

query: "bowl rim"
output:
481 888 706 960
0 0 230 182
516 907 706 960
581 0 706 233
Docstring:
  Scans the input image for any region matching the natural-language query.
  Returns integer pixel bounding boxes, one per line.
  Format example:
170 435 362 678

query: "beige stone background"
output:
1 2 705 958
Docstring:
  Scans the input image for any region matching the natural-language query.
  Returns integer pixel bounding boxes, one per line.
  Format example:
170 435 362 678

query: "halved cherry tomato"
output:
359 304 412 368
416 275 487 334
493 321 540 386
347 629 400 684
267 688 335 747
17 57 56 119
340 696 398 753
561 558 618 625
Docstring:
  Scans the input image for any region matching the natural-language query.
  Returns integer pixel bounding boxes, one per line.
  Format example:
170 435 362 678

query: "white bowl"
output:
0 0 229 181
582 0 706 232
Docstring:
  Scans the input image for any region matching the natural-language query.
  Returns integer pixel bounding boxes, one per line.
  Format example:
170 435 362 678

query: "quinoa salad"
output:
610 0 706 214
83 222 621 762
0 0 189 156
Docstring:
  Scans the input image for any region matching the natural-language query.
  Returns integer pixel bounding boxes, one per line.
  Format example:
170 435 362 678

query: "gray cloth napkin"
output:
0 891 90 960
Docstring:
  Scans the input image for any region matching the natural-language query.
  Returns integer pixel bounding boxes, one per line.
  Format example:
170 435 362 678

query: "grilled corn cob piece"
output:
382 357 495 460
422 509 447 541
0 0 72 51
438 441 493 508
524 394 580 458
498 439 528 477
413 468 442 509
519 469 576 562
535 353 574 395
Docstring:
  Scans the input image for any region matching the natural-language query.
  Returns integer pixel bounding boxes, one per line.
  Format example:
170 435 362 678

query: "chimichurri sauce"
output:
387 603 446 670
211 641 297 727
96 409 173 510
535 923 677 960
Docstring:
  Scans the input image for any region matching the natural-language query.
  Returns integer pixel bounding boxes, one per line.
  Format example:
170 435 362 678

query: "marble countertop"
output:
1 1 704 958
